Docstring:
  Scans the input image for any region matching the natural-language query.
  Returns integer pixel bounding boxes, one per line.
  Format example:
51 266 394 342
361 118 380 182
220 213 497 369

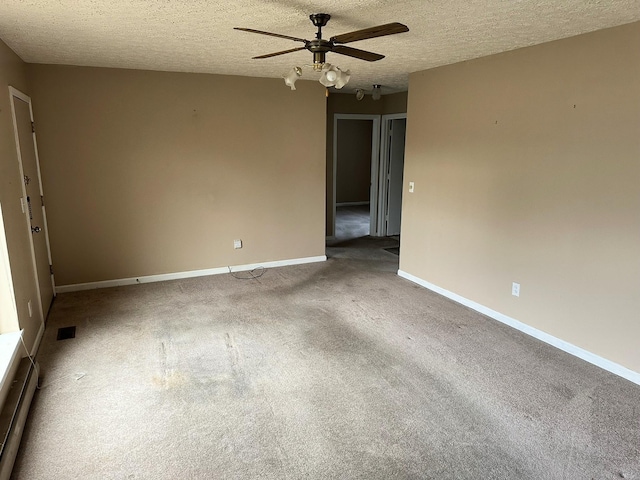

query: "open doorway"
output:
332 114 380 242
330 113 408 242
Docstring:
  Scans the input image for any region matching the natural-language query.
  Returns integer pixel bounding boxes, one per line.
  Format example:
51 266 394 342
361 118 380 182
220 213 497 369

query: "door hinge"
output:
49 265 54 275
41 195 45 206
31 121 35 133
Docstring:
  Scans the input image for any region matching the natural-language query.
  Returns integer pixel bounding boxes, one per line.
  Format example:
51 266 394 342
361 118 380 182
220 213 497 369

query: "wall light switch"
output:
512 282 520 297
409 182 415 193
234 239 242 249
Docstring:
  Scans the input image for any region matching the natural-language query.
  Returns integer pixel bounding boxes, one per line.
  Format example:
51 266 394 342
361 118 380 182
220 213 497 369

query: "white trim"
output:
397 269 640 386
335 201 370 207
8 87 56 327
332 114 381 238
56 255 327 293
8 88 43 325
29 96 56 298
8 86 29 103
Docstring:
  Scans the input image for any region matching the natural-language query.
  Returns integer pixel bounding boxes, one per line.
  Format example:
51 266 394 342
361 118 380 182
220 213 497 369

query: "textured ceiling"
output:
1 1 639 93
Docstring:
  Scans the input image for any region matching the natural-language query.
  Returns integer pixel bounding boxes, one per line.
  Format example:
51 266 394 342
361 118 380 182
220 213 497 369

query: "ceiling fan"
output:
234 13 409 68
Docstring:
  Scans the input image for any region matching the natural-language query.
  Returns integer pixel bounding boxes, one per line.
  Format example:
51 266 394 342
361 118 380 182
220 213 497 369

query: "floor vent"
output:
56 326 76 341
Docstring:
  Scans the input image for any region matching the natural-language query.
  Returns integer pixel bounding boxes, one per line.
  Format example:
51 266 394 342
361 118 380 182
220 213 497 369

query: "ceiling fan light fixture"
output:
237 14 409 94
372 84 382 101
319 63 337 87
334 69 350 89
283 66 302 90
319 64 350 89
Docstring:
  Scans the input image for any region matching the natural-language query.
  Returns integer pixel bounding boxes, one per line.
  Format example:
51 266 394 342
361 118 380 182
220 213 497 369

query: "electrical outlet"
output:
28 300 32 317
233 239 242 249
409 181 415 193
512 282 520 297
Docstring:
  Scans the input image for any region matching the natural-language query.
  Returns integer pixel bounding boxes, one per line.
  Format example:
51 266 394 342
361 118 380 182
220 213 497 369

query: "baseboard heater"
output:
0 358 39 480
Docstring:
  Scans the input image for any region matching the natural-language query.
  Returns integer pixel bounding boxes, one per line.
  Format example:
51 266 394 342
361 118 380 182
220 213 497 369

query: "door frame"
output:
332 114 381 237
378 113 408 237
8 86 56 324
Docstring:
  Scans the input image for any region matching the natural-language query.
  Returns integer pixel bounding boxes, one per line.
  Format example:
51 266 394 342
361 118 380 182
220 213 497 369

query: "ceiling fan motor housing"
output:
307 39 332 66
308 14 333 66
310 13 331 28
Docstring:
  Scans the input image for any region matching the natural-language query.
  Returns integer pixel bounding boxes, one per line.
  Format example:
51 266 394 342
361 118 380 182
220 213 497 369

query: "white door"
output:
385 118 406 236
10 88 55 321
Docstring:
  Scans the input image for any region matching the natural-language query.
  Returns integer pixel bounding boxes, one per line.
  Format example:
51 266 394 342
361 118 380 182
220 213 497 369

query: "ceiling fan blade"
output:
234 27 307 43
252 46 307 59
330 22 409 44
332 45 384 62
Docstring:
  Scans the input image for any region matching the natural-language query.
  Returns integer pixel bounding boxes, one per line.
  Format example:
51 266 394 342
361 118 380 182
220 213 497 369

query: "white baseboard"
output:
56 255 327 294
336 201 370 207
397 270 640 386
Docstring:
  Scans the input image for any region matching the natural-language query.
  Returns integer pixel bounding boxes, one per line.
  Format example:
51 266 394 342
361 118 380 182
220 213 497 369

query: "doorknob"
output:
31 226 41 233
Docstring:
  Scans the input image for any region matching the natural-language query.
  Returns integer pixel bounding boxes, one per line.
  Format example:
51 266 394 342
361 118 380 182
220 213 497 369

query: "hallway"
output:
332 205 370 241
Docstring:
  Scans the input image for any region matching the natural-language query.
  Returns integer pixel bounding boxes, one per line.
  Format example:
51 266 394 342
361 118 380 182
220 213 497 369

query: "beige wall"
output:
381 92 409 116
400 22 640 373
0 40 42 350
326 91 408 235
336 119 372 204
27 65 326 286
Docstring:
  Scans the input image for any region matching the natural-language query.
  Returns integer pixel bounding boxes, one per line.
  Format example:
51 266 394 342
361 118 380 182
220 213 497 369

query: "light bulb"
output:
325 70 338 82
372 84 382 101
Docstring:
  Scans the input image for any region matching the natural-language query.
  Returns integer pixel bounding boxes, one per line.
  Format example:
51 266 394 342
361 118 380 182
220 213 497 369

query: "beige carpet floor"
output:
11 237 640 479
